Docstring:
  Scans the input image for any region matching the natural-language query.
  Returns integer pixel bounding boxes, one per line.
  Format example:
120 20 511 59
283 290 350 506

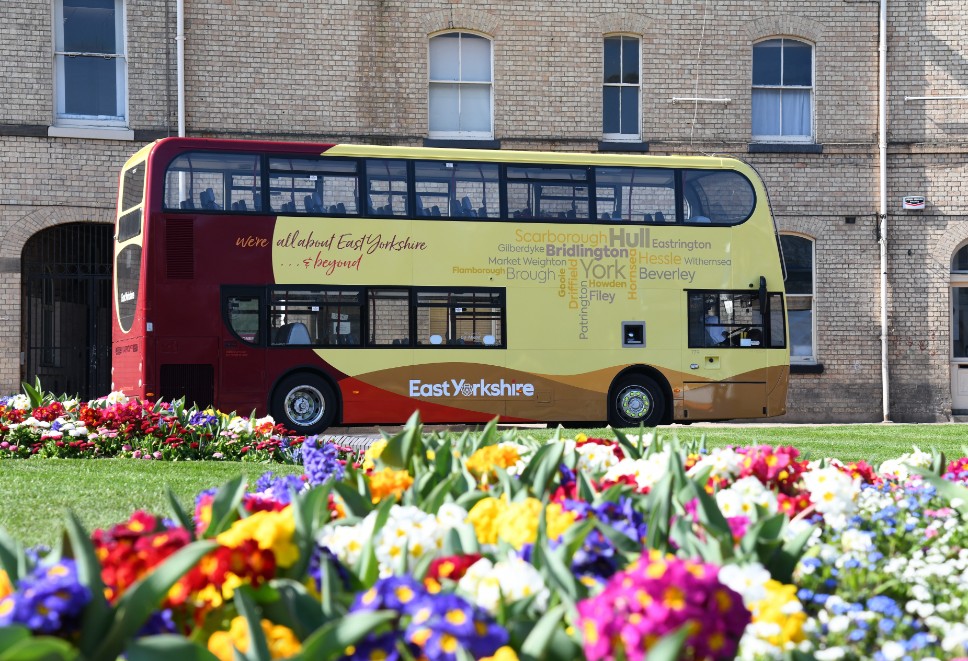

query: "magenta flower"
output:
576 550 750 661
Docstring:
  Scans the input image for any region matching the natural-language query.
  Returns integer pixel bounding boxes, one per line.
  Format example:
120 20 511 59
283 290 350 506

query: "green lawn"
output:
1 423 966 548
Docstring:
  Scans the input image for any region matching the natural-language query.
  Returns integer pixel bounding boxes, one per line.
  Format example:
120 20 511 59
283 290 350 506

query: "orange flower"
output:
208 616 301 660
367 467 414 503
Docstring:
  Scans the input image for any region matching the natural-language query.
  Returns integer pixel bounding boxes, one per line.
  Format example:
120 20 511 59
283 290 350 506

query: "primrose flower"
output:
576 550 750 661
465 442 530 479
457 556 549 614
362 438 388 470
466 496 577 549
688 447 746 482
601 451 672 492
215 506 298 568
207 615 301 661
878 447 934 481
0 559 91 634
368 467 415 503
801 466 860 528
715 476 778 520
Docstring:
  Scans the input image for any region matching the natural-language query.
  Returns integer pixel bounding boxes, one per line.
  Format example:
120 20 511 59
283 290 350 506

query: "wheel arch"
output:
608 365 674 425
268 366 343 426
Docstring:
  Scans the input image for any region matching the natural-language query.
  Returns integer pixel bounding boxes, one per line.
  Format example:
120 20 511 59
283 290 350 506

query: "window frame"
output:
780 233 816 363
428 31 494 140
52 0 129 128
602 34 642 142
751 37 814 144
687 290 786 350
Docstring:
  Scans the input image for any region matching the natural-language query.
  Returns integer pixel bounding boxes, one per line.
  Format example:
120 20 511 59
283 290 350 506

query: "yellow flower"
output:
208 616 301 660
363 439 388 470
0 570 12 601
216 507 298 568
467 497 577 549
465 444 522 479
466 496 510 545
368 467 414 503
750 580 807 648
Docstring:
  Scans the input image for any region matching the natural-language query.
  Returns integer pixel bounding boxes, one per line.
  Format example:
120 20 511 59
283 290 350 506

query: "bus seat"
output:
274 322 311 345
644 213 653 222
431 205 441 216
478 206 488 217
304 195 315 212
237 199 247 211
312 192 323 211
461 196 475 216
200 188 217 209
336 202 346 214
691 215 712 223
601 212 610 220
654 211 665 222
180 199 195 210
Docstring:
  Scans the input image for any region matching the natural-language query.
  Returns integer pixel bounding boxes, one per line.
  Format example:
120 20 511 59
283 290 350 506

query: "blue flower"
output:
0 559 90 634
302 437 345 486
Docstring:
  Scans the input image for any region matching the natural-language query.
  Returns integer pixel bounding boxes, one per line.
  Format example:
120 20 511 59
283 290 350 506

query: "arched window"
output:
952 244 968 273
752 38 813 142
429 32 493 139
603 35 640 141
781 234 816 362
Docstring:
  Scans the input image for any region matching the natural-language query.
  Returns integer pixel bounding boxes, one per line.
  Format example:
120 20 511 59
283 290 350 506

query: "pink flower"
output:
576 550 749 661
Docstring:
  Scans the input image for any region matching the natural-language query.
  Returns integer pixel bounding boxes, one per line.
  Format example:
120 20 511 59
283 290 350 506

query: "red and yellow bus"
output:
112 137 788 433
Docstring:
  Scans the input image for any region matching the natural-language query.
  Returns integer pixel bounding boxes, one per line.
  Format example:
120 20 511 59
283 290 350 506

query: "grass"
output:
0 459 302 549
2 423 966 548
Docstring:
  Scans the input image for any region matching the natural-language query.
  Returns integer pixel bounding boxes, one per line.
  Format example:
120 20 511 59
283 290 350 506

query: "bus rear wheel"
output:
609 375 665 428
271 373 337 435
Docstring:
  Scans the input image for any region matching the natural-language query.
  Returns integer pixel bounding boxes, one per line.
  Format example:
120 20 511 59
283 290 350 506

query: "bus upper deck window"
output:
164 152 262 213
682 170 755 224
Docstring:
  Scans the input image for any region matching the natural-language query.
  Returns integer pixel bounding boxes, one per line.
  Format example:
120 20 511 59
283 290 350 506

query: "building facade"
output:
1 0 966 422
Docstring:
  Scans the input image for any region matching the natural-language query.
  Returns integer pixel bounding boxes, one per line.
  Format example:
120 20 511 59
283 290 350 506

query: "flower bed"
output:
1 391 968 660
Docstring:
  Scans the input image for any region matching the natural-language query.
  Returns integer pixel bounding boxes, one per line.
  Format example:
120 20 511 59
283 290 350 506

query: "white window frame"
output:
602 34 641 142
752 37 814 143
52 0 129 130
428 31 494 140
781 233 817 364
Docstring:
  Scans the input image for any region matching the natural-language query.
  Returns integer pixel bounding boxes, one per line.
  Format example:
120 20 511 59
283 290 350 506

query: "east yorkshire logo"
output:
409 378 535 398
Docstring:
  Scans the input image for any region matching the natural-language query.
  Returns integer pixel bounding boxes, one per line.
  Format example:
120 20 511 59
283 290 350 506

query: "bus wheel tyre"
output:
272 374 336 435
610 376 665 428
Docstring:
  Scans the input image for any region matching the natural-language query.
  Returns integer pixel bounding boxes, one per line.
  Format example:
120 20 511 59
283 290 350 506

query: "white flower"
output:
372 505 443 576
840 528 874 553
317 518 375 568
880 641 906 661
814 647 846 660
878 447 933 481
8 394 30 411
718 562 771 605
458 556 549 614
601 451 671 491
574 443 619 475
688 447 745 481
716 476 778 518
801 466 859 528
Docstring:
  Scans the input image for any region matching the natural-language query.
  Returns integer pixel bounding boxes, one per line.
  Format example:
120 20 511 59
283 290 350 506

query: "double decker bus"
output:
112 137 788 433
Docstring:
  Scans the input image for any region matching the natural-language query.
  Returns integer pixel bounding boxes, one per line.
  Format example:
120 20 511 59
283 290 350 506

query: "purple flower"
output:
302 437 345 486
254 471 305 504
188 411 218 426
0 559 90 634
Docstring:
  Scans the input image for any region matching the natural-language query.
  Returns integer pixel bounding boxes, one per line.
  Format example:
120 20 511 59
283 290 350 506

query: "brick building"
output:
1 0 965 422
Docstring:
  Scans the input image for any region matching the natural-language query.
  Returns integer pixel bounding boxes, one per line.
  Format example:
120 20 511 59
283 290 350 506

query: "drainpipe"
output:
878 0 890 421
177 0 185 137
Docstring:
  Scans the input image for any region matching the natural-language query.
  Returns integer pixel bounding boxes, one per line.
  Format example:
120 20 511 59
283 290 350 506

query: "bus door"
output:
682 289 773 420
220 287 268 413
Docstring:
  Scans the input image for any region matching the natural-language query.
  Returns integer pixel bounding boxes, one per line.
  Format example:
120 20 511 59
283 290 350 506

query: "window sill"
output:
598 141 649 153
423 138 500 150
747 143 822 154
790 363 824 374
48 126 135 141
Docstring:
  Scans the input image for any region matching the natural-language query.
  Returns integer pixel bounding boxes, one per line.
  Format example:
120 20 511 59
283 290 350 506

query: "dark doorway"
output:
22 223 113 399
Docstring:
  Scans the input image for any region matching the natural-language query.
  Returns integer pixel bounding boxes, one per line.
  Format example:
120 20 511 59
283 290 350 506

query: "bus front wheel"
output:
609 375 665 428
272 374 337 435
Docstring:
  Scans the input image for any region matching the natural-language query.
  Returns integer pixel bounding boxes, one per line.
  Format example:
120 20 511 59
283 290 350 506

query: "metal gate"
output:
22 223 113 399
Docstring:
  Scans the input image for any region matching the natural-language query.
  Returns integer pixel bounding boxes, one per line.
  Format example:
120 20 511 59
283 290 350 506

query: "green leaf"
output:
62 511 113 658
288 484 332 579
332 481 373 519
519 441 565 499
519 604 568 661
434 438 454 477
644 624 690 661
380 411 422 469
0 528 25 583
0 627 31 654
233 586 271 661
125 635 219 661
766 524 816 584
91 540 218 661
260 578 327 640
166 488 197 541
645 469 674 554
613 428 642 460
420 474 459 515
203 475 248 538
299 610 398 661
354 498 394 586
0 635 76 661
577 470 596 503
